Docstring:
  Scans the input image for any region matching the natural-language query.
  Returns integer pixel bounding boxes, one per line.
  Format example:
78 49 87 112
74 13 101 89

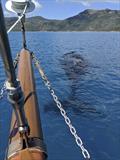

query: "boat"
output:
0 1 47 160
0 1 90 160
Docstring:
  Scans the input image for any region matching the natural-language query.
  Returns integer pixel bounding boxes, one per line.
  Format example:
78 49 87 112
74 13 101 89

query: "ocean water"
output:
0 32 120 160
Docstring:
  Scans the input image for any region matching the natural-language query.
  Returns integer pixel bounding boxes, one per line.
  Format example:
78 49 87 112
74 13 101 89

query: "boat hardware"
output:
7 3 28 48
32 52 91 160
0 82 6 100
0 53 20 100
0 1 47 159
6 0 35 14
13 53 20 69
7 3 28 34
6 49 47 160
20 14 27 49
0 2 30 147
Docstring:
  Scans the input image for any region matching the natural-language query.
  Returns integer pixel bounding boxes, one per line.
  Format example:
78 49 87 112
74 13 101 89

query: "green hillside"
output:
5 9 120 31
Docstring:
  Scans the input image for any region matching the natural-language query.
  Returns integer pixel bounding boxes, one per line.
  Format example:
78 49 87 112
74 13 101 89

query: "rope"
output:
7 4 28 34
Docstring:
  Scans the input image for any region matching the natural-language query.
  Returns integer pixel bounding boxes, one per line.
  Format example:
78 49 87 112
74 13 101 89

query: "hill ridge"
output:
5 9 120 31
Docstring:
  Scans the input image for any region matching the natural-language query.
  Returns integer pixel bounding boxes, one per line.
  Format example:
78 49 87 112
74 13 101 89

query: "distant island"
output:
5 9 120 31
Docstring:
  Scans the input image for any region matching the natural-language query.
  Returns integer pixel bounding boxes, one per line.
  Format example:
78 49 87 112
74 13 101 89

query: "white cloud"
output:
81 0 120 6
56 0 120 2
56 0 120 6
80 1 90 6
32 0 42 9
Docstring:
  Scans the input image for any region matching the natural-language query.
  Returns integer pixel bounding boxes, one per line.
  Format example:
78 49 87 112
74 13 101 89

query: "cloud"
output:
32 0 42 9
80 1 90 6
56 0 120 2
81 0 120 6
56 0 120 6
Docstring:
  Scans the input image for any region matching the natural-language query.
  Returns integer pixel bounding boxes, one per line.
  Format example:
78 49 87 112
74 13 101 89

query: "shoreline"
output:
8 30 120 32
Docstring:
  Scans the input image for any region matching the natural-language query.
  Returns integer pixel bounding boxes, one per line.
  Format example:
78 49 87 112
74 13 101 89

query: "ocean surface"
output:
0 32 120 160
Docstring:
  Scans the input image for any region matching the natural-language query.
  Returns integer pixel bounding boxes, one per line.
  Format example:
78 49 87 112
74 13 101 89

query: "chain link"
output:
0 53 20 100
32 53 91 160
0 82 6 100
13 53 20 69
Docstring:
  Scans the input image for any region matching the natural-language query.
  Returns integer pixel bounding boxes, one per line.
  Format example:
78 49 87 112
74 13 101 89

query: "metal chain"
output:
0 53 20 100
0 82 6 100
32 53 91 160
13 53 20 69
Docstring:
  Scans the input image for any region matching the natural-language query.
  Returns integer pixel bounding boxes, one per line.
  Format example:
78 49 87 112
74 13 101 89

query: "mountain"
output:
5 9 120 31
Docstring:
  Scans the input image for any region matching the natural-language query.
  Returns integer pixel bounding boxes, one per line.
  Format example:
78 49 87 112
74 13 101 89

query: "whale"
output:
43 51 104 117
60 51 87 79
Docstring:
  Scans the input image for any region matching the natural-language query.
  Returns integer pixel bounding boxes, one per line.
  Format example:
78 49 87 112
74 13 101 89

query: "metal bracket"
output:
6 80 30 145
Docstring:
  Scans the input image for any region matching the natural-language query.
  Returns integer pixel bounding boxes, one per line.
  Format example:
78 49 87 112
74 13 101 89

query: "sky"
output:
1 0 120 19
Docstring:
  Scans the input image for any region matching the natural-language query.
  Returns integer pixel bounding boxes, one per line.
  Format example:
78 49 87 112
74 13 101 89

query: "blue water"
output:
0 32 120 160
